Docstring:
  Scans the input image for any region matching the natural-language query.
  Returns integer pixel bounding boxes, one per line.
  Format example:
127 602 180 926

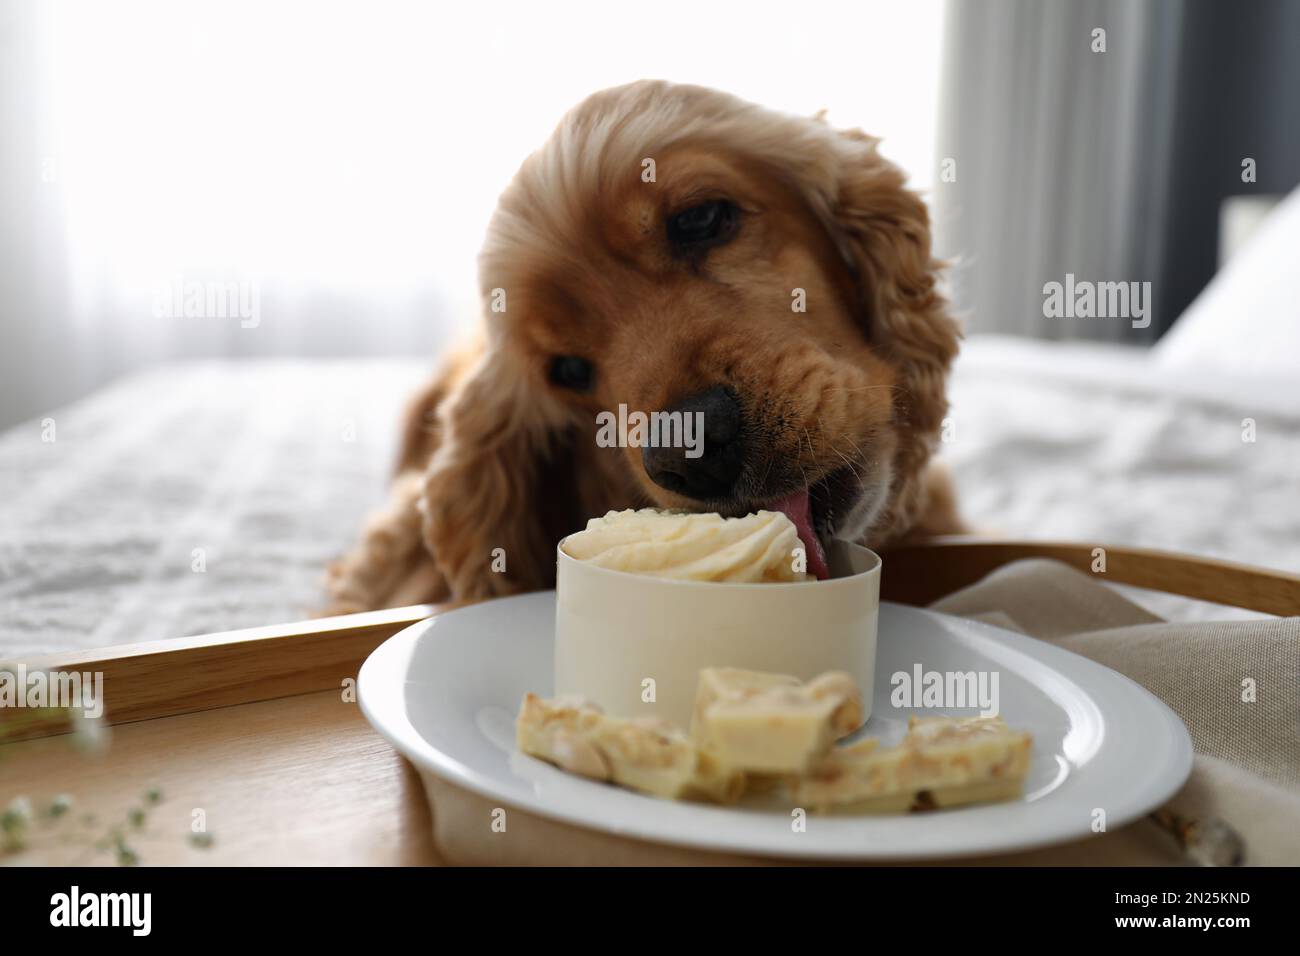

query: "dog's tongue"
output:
770 489 830 580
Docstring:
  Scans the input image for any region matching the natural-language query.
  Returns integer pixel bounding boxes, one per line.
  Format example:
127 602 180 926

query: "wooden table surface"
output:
0 690 441 866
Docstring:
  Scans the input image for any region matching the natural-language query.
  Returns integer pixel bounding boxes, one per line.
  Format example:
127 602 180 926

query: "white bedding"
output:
1 336 1295 658
0 360 428 658
946 336 1298 621
947 335 1298 567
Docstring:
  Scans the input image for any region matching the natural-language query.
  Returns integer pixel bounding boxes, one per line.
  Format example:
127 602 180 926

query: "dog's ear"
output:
812 128 961 441
420 345 574 600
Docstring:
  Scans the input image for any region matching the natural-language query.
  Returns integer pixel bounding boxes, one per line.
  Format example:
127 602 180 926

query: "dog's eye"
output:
666 199 737 248
548 355 595 392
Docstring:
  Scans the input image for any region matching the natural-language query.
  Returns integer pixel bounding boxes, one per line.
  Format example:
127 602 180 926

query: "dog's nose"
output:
642 385 744 500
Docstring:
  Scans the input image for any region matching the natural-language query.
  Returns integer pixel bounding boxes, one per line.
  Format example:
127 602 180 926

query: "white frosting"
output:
561 508 808 583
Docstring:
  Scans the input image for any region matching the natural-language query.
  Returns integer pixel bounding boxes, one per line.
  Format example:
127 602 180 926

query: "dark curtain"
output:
1156 0 1300 336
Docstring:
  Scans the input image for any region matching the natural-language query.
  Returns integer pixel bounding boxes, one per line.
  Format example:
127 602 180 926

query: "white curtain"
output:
932 0 1183 343
1 0 947 427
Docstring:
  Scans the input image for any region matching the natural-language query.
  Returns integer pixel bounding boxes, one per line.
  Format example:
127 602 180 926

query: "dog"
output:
327 80 963 612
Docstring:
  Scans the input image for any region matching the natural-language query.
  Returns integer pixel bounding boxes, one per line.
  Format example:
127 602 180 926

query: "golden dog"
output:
329 80 962 611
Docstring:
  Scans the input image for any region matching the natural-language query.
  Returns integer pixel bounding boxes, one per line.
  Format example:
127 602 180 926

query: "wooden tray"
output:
3 539 1297 865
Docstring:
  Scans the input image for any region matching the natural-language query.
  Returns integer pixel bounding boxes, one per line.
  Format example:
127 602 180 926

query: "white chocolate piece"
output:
690 667 865 774
790 716 1033 813
690 667 800 736
516 693 744 804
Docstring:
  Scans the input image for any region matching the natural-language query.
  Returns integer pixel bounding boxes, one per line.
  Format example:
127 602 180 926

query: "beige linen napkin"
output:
417 559 1300 865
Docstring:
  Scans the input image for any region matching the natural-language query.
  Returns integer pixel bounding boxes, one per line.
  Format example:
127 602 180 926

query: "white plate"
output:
358 592 1192 860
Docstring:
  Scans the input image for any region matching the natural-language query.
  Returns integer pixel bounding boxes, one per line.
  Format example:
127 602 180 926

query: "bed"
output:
3 193 1297 659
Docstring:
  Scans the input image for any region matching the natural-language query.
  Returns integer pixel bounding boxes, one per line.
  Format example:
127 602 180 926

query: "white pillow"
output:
1154 185 1300 376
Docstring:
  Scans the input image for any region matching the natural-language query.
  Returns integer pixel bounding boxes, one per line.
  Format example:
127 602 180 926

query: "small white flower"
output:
70 710 109 752
2 796 34 844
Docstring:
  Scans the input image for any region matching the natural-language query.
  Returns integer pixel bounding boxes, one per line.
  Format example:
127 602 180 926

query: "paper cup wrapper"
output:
554 539 881 728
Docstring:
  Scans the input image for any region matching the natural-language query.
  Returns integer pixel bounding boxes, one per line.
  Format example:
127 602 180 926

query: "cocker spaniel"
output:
327 80 962 611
